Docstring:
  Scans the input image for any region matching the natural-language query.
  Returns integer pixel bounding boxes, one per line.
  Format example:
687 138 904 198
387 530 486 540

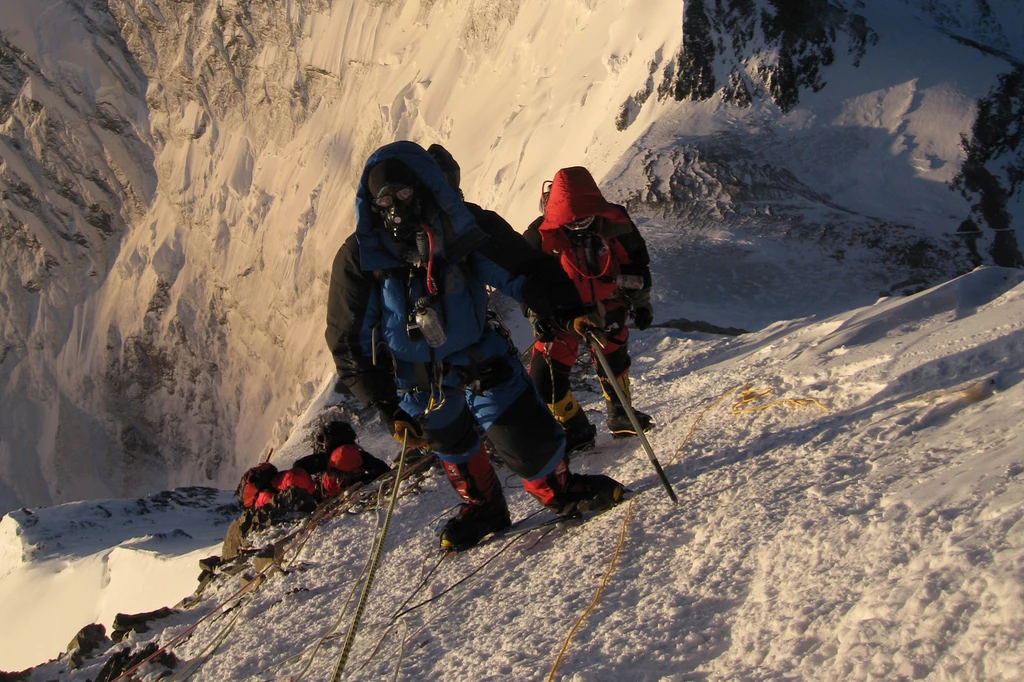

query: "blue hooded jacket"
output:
353 142 526 365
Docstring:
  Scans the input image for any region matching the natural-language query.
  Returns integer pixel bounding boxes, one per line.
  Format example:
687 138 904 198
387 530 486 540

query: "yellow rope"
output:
730 385 829 415
546 499 634 682
545 381 828 678
670 384 743 464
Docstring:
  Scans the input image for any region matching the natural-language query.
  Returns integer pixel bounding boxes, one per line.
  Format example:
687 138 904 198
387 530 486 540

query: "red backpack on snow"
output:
237 463 319 511
238 462 279 509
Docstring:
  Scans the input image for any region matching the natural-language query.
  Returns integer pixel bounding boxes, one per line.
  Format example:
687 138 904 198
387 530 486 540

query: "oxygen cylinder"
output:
414 299 447 347
616 274 645 290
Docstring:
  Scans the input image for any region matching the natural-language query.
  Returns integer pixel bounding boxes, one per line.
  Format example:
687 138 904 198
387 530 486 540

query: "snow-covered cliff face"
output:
898 0 1024 55
0 0 1020 513
656 0 876 113
614 0 1024 266
1 0 352 511
0 0 155 508
0 0 690 512
649 0 1023 116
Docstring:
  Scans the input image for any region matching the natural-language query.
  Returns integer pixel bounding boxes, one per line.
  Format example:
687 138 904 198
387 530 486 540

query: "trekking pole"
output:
586 331 678 504
330 432 410 681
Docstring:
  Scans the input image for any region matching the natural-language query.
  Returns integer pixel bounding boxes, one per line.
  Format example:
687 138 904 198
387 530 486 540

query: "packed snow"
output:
3 254 1022 679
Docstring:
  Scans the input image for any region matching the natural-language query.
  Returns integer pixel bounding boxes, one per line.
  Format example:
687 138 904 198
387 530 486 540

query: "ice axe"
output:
586 331 678 504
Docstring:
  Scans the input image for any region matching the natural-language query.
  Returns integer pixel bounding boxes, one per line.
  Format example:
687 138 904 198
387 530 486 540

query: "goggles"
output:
375 184 415 210
539 180 552 213
564 215 596 231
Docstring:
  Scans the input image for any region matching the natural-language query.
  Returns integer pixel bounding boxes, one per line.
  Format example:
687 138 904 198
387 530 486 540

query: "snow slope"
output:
0 487 235 672
3 256 1022 678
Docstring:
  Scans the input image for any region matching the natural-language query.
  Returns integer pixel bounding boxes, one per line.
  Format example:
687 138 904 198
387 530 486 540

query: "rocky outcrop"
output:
652 0 876 114
952 66 1024 267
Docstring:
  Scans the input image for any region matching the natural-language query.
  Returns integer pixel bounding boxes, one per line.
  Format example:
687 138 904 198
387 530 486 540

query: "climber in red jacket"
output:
524 166 655 452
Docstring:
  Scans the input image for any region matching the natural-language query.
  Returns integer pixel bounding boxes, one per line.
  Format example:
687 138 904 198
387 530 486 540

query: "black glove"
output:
633 305 654 331
532 317 557 343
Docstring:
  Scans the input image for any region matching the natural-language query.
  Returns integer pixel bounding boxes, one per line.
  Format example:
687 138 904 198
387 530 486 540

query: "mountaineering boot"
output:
523 459 626 517
600 371 654 438
564 410 598 454
606 403 655 438
439 445 512 551
548 393 596 454
439 493 512 552
559 473 625 514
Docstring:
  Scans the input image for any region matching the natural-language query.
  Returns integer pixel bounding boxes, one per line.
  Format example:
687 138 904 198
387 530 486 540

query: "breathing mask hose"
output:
422 227 438 294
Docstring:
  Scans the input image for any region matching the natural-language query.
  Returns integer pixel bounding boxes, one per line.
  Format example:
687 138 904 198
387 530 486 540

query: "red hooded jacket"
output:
526 167 650 305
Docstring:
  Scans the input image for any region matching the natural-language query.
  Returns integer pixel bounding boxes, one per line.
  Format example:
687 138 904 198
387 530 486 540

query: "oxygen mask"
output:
374 184 419 241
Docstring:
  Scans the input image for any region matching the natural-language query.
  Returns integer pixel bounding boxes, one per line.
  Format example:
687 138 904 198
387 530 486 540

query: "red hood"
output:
538 167 625 232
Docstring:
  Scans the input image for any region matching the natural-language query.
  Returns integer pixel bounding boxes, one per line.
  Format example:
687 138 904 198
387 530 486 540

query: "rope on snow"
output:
546 381 829 679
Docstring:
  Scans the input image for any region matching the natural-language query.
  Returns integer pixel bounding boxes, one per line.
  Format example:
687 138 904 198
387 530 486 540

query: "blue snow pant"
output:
395 334 566 481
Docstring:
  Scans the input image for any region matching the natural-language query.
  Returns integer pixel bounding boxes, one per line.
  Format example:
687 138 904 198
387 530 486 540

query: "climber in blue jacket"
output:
325 141 625 550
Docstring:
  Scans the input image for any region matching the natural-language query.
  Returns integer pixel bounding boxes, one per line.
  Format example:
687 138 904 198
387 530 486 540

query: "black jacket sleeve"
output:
325 235 399 408
522 216 543 250
612 205 652 290
467 204 585 324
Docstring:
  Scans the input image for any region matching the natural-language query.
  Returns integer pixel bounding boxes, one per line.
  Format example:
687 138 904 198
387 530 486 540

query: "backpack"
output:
245 467 320 524
237 462 279 509
266 468 319 514
272 468 317 496
316 445 392 499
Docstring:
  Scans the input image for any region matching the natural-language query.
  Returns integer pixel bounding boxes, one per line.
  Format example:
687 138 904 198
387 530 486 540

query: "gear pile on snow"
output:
216 418 395 564
205 441 437 594
235 421 390 525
